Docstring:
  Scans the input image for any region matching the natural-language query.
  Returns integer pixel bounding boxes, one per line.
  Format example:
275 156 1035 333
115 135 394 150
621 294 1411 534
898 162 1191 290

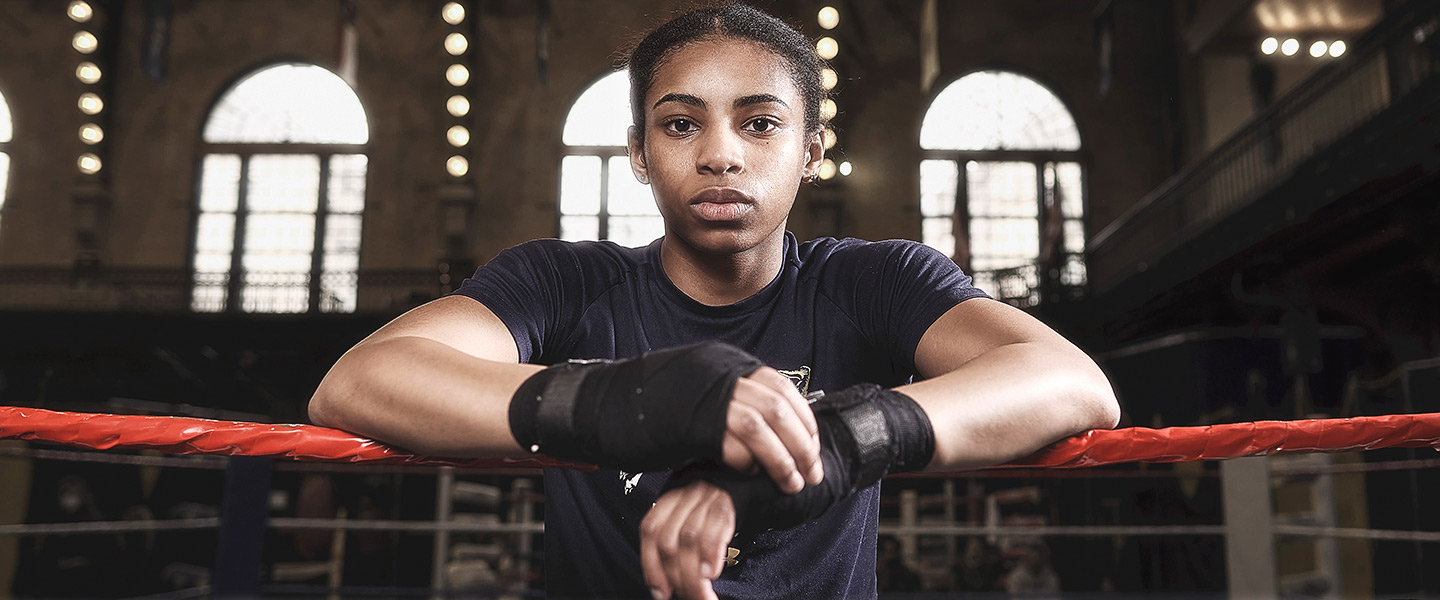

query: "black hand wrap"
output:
508 341 762 471
664 384 935 537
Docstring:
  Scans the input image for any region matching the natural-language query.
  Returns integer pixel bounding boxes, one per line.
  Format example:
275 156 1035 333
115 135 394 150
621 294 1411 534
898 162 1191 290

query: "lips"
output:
688 188 755 222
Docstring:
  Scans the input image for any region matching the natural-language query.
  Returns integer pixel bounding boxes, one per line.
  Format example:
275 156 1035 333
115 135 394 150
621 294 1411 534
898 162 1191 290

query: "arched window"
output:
192 63 369 313
0 87 12 233
920 70 1086 307
559 70 662 247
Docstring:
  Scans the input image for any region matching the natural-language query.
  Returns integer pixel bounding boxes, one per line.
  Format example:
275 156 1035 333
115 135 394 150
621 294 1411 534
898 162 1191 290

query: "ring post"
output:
1222 456 1277 599
214 456 275 598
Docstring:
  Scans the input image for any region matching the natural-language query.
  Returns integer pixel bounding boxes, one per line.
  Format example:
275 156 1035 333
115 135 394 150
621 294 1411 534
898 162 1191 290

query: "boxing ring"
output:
2 406 1439 599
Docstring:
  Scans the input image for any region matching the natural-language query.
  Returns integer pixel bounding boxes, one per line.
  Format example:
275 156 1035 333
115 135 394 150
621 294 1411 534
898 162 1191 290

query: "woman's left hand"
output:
640 480 736 600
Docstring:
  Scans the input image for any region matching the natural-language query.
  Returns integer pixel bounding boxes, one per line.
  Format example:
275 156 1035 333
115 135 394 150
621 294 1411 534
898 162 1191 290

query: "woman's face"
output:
629 37 822 257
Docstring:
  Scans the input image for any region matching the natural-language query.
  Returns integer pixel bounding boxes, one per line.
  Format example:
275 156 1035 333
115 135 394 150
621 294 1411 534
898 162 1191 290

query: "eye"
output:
665 118 697 134
745 117 778 133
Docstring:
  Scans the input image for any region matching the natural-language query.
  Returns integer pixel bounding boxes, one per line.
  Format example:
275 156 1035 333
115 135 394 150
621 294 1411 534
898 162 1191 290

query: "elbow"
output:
1083 369 1122 431
308 359 363 429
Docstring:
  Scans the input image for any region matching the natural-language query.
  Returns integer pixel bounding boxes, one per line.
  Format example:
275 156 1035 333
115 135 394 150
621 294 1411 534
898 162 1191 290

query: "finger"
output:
720 432 758 475
696 489 736 580
641 489 689 600
726 394 804 493
675 491 730 600
659 488 710 599
731 376 822 491
750 368 824 486
751 367 819 438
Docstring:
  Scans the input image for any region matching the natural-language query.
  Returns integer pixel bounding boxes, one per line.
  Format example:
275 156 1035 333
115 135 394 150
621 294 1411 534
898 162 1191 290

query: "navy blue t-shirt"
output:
454 232 986 599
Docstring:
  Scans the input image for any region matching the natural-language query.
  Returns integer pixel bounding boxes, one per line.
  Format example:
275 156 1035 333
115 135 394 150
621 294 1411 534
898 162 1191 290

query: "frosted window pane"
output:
327 154 368 214
608 156 656 216
968 162 1037 218
563 70 632 147
1064 220 1086 253
195 213 236 255
324 214 362 256
243 214 315 268
560 216 598 241
0 88 10 142
203 64 368 144
970 218 1037 262
561 155 602 214
1055 162 1084 218
319 271 357 313
921 71 1079 151
608 216 664 247
0 153 9 213
247 155 320 212
199 155 242 212
922 217 955 258
920 160 958 218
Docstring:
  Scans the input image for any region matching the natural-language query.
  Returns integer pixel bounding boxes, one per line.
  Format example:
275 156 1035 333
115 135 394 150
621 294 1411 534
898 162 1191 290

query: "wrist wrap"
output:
665 384 935 536
508 341 762 471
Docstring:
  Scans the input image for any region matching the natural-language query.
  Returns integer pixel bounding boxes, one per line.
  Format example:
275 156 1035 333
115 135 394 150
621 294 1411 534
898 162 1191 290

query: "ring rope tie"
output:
2 406 1438 471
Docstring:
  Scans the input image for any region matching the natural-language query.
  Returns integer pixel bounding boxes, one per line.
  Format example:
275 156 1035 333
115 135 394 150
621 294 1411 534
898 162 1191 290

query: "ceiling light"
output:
1281 38 1299 56
816 37 838 60
818 7 839 30
442 2 465 25
1309 41 1327 58
1260 37 1278 55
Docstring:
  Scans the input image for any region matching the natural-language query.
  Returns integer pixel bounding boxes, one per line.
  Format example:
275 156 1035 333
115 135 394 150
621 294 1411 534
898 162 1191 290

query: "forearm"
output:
898 340 1119 472
309 336 542 458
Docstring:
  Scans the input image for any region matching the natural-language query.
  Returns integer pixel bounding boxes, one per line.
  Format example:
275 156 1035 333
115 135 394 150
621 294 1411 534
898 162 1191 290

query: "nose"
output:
696 128 744 176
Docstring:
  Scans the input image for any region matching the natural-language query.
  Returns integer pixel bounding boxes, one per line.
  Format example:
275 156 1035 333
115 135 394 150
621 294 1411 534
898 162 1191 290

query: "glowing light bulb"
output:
73 31 97 54
446 95 470 117
447 125 470 147
78 93 104 115
1281 38 1299 56
76 62 101 84
816 37 838 60
1309 41 1327 58
839 161 852 176
818 7 839 30
822 128 837 150
821 68 838 90
445 33 468 55
1261 37 1278 55
1329 40 1346 57
67 1 92 23
79 123 104 144
446 64 470 86
446 155 469 177
78 153 102 174
818 159 837 180
820 99 837 121
442 2 465 25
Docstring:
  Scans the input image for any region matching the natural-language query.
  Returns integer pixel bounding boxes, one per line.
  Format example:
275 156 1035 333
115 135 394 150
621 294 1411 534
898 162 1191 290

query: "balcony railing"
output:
1088 0 1440 301
0 267 444 313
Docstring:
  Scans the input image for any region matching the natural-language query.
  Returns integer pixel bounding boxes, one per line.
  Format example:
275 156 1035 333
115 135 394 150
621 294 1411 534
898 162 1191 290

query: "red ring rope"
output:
1 406 1438 471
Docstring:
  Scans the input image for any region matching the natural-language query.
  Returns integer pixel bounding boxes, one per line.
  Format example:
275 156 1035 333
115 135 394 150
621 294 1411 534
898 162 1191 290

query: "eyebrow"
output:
651 93 790 111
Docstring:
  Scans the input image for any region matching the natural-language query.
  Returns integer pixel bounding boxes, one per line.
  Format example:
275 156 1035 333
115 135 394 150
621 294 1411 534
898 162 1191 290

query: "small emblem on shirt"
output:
776 366 811 395
619 471 644 495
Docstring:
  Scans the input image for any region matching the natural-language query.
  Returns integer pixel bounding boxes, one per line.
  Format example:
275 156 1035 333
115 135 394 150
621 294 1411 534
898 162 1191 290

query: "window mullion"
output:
597 155 611 241
954 157 970 273
227 155 252 313
309 155 332 312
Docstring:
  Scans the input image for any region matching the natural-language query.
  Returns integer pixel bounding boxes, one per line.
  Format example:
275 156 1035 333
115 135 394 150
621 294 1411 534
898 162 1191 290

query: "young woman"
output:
309 5 1119 599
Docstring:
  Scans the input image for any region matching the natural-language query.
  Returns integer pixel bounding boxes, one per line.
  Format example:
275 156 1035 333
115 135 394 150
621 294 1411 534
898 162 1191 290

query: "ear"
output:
801 130 824 182
627 125 649 185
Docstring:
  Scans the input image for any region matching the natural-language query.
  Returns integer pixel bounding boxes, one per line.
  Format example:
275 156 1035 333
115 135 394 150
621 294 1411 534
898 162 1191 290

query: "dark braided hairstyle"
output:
625 3 828 143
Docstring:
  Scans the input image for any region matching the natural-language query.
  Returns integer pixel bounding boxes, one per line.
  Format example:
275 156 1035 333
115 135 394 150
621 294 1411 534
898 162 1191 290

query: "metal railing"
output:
0 266 443 313
1088 1 1440 296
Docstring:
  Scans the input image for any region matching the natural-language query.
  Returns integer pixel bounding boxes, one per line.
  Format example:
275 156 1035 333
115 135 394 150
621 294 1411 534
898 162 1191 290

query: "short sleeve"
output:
818 239 989 371
450 240 593 364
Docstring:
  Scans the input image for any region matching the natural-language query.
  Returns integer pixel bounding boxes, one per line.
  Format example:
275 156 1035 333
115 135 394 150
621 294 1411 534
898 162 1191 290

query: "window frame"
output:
919 70 1088 306
187 63 369 314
